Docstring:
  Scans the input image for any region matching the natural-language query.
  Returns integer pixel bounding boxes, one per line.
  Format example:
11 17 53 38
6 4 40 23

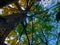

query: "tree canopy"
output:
0 0 60 45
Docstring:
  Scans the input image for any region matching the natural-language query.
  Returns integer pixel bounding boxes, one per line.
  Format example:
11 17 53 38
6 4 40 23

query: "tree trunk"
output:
0 13 26 44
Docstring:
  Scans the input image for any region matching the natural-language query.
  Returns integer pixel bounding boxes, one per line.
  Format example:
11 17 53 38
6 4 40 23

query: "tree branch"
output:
21 22 30 45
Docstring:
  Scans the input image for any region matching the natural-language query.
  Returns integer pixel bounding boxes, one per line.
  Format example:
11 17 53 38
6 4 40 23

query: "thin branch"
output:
21 22 30 45
41 30 48 45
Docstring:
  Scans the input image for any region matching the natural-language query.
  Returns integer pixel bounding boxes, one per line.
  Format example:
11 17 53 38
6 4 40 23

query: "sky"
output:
41 0 60 45
41 0 57 10
0 9 3 14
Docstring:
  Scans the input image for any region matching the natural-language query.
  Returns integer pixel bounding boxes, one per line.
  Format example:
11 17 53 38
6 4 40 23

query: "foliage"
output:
0 0 60 45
